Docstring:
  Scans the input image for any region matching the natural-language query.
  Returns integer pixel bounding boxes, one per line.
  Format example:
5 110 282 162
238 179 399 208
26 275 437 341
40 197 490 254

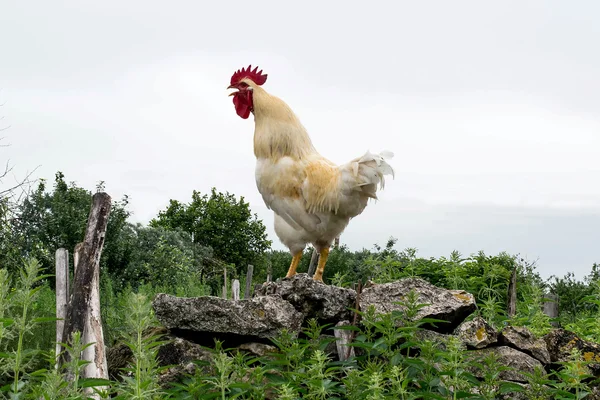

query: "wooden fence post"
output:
60 192 111 387
232 279 240 300
334 320 355 361
73 242 83 274
245 265 254 299
308 248 319 276
543 293 560 327
507 265 517 317
74 241 108 392
55 248 69 367
223 268 228 299
266 261 272 283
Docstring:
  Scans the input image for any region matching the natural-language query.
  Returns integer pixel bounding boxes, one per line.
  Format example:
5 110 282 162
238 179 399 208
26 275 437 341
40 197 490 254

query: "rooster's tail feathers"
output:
348 150 395 200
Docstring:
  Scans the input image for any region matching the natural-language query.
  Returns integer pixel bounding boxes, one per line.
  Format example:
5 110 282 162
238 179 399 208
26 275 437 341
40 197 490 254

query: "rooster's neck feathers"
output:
249 83 316 161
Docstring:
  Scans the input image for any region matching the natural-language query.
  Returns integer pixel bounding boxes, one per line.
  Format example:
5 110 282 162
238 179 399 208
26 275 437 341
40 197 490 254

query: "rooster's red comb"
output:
230 65 268 86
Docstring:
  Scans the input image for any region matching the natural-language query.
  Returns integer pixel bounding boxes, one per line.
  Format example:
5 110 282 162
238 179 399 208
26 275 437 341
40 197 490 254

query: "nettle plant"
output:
0 260 166 400
0 258 597 399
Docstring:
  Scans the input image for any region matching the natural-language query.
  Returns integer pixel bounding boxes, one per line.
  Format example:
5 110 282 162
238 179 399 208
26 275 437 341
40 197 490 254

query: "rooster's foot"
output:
285 252 302 278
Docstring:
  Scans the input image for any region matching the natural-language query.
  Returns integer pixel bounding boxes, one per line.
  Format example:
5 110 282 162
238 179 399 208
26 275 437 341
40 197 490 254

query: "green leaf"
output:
0 318 15 327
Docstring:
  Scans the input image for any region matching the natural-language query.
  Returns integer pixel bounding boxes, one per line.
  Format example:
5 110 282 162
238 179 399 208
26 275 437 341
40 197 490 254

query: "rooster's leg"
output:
312 247 330 282
285 251 303 278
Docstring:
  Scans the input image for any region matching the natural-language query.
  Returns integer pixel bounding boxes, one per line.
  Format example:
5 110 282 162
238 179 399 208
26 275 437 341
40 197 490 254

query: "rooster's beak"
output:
227 84 237 96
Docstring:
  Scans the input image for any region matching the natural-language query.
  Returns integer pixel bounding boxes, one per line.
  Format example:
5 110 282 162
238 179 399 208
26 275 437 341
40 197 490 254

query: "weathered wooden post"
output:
266 261 272 283
60 192 111 388
73 241 107 390
543 293 560 327
308 248 319 276
223 267 228 299
334 320 355 361
507 265 517 317
232 279 240 300
55 248 69 367
245 264 254 299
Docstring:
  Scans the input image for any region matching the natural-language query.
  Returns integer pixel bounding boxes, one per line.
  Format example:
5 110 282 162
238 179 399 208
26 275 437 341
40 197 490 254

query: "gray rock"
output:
107 333 214 388
238 342 278 357
589 386 600 400
500 325 551 365
157 336 214 367
359 278 476 333
455 316 498 349
157 336 215 386
153 293 303 339
255 273 356 323
544 328 600 375
468 346 545 382
106 343 133 381
107 327 169 381
414 329 455 351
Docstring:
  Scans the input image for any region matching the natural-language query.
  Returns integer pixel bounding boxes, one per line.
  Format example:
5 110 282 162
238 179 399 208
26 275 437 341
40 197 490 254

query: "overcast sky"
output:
1 1 598 280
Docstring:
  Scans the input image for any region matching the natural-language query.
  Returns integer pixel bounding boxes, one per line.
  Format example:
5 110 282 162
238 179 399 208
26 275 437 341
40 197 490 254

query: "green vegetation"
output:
150 188 272 276
1 171 599 398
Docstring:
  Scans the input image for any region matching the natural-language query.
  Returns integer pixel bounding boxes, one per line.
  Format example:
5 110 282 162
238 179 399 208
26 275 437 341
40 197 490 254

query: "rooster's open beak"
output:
227 84 237 96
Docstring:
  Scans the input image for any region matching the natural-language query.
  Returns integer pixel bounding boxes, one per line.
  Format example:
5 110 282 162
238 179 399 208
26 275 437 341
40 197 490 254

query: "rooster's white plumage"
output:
228 65 394 282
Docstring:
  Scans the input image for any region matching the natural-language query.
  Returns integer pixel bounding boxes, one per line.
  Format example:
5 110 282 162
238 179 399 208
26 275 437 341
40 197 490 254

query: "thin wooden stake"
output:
55 248 69 367
232 279 240 300
347 281 362 360
507 265 517 317
266 261 272 283
223 268 228 299
307 248 319 276
245 264 254 299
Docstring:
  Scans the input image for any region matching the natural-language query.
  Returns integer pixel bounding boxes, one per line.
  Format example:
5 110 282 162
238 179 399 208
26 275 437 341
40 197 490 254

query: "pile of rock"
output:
106 274 600 393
